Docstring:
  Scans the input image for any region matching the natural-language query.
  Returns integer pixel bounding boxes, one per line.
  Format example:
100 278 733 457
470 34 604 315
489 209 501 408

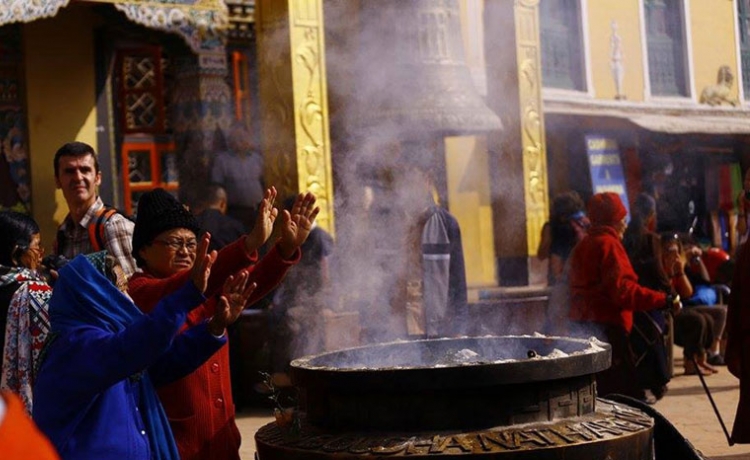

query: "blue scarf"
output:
50 254 179 460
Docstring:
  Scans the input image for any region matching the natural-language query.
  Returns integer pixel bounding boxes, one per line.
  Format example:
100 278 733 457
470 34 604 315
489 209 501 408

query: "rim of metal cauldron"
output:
290 335 611 392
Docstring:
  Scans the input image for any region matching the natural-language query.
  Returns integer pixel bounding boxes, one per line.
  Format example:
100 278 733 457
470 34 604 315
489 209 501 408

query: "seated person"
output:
662 234 724 374
680 236 728 365
681 237 723 305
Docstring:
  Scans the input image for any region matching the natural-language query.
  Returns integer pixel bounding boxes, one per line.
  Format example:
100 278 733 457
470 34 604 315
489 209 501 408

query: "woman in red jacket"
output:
568 192 680 400
127 187 318 460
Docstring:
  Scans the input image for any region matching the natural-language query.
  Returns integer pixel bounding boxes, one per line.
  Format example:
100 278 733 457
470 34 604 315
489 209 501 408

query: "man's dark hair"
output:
551 191 585 222
54 142 100 177
193 184 226 210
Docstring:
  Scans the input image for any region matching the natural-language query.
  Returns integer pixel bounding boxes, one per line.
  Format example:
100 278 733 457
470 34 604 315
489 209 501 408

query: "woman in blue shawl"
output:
33 234 254 460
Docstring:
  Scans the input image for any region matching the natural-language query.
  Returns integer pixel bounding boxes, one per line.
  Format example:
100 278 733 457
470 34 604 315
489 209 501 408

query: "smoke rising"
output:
260 0 537 366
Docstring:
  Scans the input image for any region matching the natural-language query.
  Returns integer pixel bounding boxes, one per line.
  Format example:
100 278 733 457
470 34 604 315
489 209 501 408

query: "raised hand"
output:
207 269 257 336
190 232 217 293
278 192 320 259
664 249 685 277
246 187 279 253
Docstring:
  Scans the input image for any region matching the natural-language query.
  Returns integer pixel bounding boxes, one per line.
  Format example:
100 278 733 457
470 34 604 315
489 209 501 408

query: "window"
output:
114 46 176 214
540 0 586 91
738 0 750 96
644 0 688 97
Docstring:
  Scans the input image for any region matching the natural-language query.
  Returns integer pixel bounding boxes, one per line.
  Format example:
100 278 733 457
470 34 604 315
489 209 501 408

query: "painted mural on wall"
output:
0 25 30 212
113 0 228 53
0 0 228 53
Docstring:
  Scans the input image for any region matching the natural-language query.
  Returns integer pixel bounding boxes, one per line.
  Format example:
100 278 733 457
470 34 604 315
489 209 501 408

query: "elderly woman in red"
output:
128 187 318 460
568 192 680 401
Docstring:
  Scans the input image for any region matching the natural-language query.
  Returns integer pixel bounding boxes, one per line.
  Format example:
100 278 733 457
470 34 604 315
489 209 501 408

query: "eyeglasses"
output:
153 238 198 252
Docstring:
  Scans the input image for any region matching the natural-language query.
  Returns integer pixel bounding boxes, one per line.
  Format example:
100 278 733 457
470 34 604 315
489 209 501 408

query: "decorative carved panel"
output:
257 0 335 235
117 47 168 134
290 0 335 235
515 1 548 256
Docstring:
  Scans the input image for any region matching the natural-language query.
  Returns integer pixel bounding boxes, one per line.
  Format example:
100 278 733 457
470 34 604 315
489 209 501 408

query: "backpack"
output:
56 205 128 254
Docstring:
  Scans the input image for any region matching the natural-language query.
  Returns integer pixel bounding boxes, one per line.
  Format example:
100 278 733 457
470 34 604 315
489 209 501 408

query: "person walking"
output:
568 192 680 401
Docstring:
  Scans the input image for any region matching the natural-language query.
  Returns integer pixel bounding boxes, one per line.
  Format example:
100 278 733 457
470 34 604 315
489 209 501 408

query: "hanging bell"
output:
355 0 502 136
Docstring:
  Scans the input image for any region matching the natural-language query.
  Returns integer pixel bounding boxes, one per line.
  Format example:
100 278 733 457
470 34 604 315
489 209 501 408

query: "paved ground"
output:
236 345 750 459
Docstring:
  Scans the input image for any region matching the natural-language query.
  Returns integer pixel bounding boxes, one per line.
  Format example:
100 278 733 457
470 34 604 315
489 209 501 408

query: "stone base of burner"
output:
255 398 654 459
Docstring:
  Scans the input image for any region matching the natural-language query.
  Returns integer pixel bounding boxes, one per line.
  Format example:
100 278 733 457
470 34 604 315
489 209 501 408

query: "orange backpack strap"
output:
87 207 118 252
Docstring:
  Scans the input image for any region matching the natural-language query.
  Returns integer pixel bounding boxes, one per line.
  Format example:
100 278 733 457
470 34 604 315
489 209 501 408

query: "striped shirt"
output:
54 197 137 277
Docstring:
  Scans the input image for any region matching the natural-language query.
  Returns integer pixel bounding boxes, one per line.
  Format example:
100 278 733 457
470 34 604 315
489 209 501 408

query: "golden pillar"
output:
256 0 335 235
484 0 549 286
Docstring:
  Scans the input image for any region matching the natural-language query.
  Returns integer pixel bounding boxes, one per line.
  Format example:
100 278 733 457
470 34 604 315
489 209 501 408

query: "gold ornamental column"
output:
484 0 549 286
256 0 335 235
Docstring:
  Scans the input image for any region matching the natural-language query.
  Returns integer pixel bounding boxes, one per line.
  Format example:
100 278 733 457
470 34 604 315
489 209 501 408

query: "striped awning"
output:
0 0 228 52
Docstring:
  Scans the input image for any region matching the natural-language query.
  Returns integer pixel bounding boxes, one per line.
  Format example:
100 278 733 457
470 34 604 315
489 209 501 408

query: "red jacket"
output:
128 237 299 460
568 226 667 332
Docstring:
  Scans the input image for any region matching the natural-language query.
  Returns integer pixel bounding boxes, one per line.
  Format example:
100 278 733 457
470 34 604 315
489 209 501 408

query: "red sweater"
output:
568 226 667 332
128 238 299 460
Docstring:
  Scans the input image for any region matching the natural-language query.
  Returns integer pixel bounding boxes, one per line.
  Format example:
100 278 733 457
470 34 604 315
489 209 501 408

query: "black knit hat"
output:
132 188 201 266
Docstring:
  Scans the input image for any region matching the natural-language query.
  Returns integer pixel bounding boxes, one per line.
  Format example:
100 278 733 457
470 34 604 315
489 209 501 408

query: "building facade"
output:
0 0 250 248
539 0 750 255
3 0 748 296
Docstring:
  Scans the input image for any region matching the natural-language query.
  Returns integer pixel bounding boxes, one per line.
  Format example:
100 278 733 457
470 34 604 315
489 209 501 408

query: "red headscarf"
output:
587 192 627 226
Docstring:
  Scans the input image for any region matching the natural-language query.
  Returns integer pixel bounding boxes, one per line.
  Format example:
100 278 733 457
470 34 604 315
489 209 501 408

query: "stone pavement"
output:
652 353 748 460
235 345 750 459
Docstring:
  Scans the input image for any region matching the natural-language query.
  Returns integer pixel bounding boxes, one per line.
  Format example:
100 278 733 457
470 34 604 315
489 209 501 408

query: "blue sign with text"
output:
585 135 630 218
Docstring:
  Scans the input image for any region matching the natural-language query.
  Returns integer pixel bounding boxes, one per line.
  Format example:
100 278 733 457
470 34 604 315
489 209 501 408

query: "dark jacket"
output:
195 209 246 252
727 240 750 443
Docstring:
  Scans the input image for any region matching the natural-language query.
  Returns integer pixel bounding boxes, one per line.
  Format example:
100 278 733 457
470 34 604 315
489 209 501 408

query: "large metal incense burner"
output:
255 335 655 459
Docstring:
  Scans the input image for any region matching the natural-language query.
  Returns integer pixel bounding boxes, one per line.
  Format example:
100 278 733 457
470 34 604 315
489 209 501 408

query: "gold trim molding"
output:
257 0 335 236
514 1 548 256
289 0 334 235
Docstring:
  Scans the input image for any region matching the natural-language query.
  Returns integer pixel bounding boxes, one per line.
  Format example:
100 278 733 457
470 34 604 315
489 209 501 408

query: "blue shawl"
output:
50 254 179 460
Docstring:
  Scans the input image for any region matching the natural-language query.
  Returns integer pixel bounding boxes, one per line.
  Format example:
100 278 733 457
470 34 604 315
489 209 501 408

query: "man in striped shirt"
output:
52 142 136 277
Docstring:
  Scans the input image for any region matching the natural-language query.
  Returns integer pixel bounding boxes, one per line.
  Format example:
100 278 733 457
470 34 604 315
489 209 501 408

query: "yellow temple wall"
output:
445 136 497 288
688 0 740 102
585 0 739 102
23 7 99 251
447 1 497 289
586 1 646 101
